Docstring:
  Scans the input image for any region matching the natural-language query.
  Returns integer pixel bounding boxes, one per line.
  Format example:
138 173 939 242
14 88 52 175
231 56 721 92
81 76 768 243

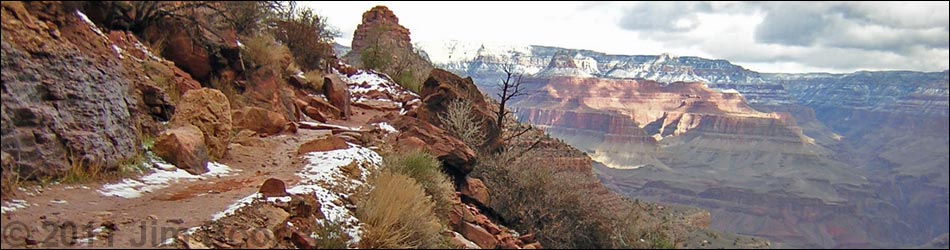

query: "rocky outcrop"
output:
446 196 542 249
232 107 288 135
137 2 243 82
152 125 209 174
417 69 499 148
1 2 157 178
460 221 497 249
169 88 232 160
323 74 352 119
179 194 326 249
345 5 411 65
382 114 476 177
460 177 490 206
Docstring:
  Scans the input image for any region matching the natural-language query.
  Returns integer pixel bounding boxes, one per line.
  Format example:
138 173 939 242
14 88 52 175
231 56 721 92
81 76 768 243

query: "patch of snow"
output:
91 226 106 235
1 199 30 214
266 196 293 203
112 44 124 59
205 162 238 176
291 143 382 245
132 40 163 61
50 199 68 204
160 237 177 247
375 122 397 133
205 143 381 246
299 121 363 131
75 236 96 245
98 159 239 199
719 88 741 94
211 193 262 221
344 70 420 98
75 11 106 37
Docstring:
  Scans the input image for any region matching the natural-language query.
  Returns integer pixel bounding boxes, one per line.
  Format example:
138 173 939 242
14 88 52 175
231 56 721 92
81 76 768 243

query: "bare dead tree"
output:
495 63 527 135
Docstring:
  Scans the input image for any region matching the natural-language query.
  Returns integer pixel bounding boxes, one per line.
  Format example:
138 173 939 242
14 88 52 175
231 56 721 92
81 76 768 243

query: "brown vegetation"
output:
356 170 445 248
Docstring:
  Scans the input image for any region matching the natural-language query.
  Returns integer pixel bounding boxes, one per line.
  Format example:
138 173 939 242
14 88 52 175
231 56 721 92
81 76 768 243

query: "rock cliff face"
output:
1 2 179 177
343 5 412 67
419 41 949 248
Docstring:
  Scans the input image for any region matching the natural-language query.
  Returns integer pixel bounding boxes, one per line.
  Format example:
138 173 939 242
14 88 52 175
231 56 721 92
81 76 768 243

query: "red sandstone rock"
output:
322 74 351 119
259 178 288 198
461 177 491 207
232 107 288 135
169 88 232 160
152 125 209 175
381 114 476 176
297 136 349 154
460 222 497 249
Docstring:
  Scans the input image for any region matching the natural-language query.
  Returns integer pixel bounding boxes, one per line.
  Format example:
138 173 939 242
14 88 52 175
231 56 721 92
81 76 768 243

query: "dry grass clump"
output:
383 149 455 221
356 170 444 249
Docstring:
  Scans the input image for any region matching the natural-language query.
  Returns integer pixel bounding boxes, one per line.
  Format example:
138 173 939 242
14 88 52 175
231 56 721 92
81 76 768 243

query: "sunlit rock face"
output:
419 41 949 248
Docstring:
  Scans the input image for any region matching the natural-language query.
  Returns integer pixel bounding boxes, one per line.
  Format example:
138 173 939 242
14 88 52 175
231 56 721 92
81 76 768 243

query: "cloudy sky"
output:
302 1 949 73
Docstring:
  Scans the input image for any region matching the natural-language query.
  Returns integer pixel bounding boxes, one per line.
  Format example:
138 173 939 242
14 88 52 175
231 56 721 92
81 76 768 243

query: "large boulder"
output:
152 125 209 174
459 222 497 249
460 177 490 207
380 114 476 177
232 107 287 135
169 88 232 160
322 74 351 119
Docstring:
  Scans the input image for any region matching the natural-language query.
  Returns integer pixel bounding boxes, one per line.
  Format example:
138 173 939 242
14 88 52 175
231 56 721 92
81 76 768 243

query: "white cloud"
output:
303 1 949 73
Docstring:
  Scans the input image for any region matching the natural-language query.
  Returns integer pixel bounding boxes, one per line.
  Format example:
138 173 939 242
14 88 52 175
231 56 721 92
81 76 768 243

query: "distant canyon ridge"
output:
342 41 950 248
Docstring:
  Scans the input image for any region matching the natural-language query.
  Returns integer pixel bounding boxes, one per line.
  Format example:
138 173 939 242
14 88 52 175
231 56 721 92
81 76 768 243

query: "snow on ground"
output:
111 44 124 59
343 70 420 99
98 158 239 199
299 121 363 131
1 199 32 214
75 11 106 37
207 143 382 246
374 122 397 134
132 40 163 61
292 143 381 244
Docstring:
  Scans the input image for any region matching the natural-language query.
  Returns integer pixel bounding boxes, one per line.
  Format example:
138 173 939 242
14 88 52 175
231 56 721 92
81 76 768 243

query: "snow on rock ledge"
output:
341 70 421 113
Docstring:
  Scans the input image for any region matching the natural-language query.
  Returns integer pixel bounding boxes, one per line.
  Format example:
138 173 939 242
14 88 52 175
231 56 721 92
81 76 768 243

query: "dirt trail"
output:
1 128 336 248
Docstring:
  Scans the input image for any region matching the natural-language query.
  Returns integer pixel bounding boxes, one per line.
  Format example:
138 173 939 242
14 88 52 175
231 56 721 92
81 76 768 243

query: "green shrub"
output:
356 170 444 249
394 70 422 94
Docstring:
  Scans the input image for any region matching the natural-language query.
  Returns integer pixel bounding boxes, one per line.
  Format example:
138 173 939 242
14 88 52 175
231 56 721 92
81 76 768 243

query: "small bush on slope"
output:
356 170 445 249
240 33 291 74
474 147 684 249
439 99 486 150
383 149 456 222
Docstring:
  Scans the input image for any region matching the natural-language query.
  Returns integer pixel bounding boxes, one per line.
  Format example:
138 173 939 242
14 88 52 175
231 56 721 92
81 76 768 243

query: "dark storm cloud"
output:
753 3 828 46
617 2 712 32
613 1 949 72
752 2 949 52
